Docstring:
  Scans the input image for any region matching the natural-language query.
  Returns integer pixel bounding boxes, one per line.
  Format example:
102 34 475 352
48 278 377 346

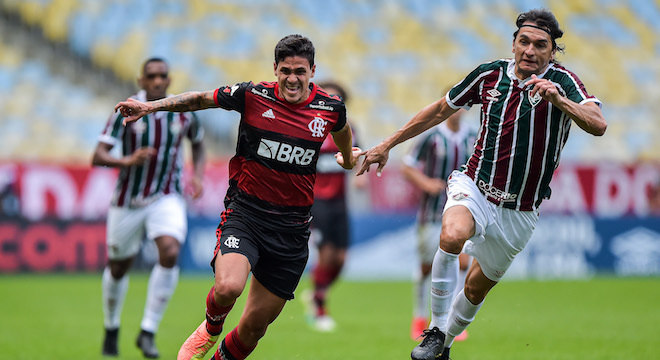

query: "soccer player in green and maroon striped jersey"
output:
358 9 607 360
93 57 206 359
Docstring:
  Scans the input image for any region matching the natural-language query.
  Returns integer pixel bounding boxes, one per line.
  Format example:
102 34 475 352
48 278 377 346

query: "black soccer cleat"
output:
102 328 119 356
136 329 160 359
410 327 450 360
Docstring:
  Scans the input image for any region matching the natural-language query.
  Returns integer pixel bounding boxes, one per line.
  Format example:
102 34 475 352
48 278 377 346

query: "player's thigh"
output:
145 194 187 243
106 206 146 260
466 208 537 281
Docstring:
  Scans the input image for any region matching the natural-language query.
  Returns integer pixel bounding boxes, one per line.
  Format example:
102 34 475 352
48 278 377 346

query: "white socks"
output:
102 266 129 329
429 248 459 331
445 289 482 347
140 264 179 333
413 270 431 318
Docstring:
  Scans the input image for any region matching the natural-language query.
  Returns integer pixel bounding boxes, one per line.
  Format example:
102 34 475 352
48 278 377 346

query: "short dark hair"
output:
513 9 564 53
318 81 349 104
141 57 168 75
274 34 315 67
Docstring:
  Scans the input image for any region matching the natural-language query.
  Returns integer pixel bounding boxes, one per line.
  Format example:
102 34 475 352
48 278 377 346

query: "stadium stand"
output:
1 0 659 162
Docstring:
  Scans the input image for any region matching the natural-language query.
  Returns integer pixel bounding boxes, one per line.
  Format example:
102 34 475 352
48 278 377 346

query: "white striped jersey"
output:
446 59 601 211
404 122 476 224
98 90 204 208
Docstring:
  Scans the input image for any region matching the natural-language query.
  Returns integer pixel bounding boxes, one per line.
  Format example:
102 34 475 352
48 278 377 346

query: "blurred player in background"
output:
305 81 367 332
358 9 606 360
401 108 475 340
115 35 360 360
93 57 206 358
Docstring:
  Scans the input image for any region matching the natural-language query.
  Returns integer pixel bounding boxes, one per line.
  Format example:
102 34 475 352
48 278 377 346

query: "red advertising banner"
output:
1 160 659 220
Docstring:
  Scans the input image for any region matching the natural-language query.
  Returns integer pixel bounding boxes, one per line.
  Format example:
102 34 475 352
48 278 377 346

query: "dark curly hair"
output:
513 9 565 54
274 34 315 67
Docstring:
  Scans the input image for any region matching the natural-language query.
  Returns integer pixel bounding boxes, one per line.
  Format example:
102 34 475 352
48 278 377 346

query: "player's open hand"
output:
126 147 157 166
335 147 362 170
527 75 561 104
188 176 204 200
114 98 153 125
356 142 389 177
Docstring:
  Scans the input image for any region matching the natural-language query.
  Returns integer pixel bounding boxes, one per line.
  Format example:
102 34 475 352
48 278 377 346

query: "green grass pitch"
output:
0 274 657 359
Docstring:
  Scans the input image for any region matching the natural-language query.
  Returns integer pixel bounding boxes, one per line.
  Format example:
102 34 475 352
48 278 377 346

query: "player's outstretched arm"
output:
357 97 456 177
115 90 218 125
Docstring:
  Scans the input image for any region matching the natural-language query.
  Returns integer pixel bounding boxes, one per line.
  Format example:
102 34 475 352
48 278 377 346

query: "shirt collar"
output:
506 59 554 88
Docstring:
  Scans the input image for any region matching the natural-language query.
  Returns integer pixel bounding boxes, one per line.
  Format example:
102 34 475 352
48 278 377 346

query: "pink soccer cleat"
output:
177 320 219 360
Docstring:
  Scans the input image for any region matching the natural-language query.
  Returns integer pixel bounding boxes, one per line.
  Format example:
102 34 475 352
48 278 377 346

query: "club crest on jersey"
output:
528 90 542 107
486 89 501 102
224 235 240 249
132 121 147 134
308 117 327 138
170 120 182 135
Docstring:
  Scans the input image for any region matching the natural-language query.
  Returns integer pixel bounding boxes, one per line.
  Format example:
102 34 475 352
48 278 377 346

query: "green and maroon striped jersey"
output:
99 91 204 208
446 59 601 211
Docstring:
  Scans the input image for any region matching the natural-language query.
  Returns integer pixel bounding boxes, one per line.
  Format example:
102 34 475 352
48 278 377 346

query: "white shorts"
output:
417 222 442 265
106 194 187 260
444 171 538 281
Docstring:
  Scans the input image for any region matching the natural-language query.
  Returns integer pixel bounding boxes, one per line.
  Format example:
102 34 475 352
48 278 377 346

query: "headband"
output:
519 24 553 37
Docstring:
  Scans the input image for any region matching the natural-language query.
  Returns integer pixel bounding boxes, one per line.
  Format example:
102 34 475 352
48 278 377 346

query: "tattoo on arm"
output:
152 91 216 112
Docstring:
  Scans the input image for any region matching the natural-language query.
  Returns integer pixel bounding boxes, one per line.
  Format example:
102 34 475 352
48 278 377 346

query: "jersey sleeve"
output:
446 62 496 110
331 102 347 132
213 82 251 112
98 110 125 146
186 112 204 144
555 70 602 108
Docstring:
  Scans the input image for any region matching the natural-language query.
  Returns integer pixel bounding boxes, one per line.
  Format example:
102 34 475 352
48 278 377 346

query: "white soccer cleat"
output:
314 315 337 332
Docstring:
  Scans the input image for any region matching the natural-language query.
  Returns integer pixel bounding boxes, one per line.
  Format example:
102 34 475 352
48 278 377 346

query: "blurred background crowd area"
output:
1 0 659 163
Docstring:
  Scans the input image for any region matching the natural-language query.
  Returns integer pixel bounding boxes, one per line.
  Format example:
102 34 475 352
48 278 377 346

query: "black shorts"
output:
310 197 349 249
212 207 310 300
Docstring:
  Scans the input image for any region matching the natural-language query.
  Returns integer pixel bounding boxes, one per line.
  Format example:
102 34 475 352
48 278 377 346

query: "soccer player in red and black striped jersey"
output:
358 9 607 360
94 57 206 358
115 35 360 360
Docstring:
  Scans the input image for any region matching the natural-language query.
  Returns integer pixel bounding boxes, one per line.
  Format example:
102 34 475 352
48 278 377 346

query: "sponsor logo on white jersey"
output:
308 117 327 138
224 235 240 249
262 109 275 119
257 138 315 166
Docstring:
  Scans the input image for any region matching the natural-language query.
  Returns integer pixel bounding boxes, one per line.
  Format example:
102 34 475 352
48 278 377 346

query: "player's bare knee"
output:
439 230 465 254
213 280 244 302
158 246 179 268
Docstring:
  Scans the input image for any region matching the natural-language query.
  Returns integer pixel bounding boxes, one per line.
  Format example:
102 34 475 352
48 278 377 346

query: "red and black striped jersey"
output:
213 81 346 227
447 59 601 211
99 90 204 208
